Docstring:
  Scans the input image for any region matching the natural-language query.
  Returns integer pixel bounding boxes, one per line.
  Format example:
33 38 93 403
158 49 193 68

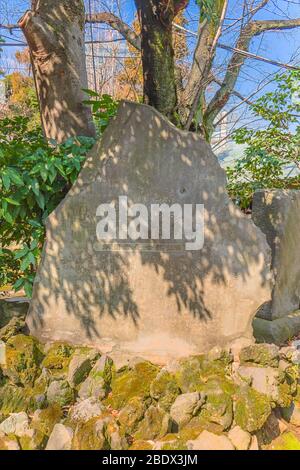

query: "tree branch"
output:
85 12 141 50
204 17 300 134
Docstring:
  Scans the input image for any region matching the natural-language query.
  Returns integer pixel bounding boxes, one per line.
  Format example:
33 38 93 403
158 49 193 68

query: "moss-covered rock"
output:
0 299 29 328
105 361 159 410
134 405 171 440
270 431 300 450
118 396 146 436
42 343 74 377
235 385 272 433
31 404 63 437
78 355 114 400
72 417 109 450
239 344 279 367
0 384 30 415
3 334 44 386
129 440 154 450
67 349 100 388
0 316 25 342
150 369 180 412
0 432 20 450
47 379 75 407
174 355 232 394
19 430 47 450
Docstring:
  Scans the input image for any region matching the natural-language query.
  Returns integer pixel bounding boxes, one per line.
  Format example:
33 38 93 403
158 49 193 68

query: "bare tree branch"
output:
85 12 141 50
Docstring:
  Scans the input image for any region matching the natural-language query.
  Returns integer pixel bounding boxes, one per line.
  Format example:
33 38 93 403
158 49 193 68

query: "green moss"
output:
161 438 188 451
19 430 47 450
150 369 180 411
134 405 170 440
0 384 29 415
42 342 74 375
239 344 279 367
4 334 44 386
129 440 154 450
235 385 271 433
118 396 146 436
105 362 159 410
31 404 63 437
272 432 300 450
72 417 109 450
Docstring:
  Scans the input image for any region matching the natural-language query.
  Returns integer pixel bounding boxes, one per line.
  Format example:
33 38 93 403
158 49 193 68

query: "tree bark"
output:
134 0 188 121
19 0 95 143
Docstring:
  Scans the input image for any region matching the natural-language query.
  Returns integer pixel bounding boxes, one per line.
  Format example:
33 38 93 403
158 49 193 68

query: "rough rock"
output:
170 392 205 429
134 405 172 440
46 380 75 407
68 398 103 424
31 405 63 437
0 316 26 342
281 402 300 426
67 349 99 387
118 397 146 436
105 361 159 410
239 344 279 367
42 342 74 376
0 412 30 437
27 101 272 361
237 366 280 402
256 411 286 446
0 432 20 450
249 435 259 450
197 377 234 431
3 334 44 386
187 430 235 450
228 425 251 450
72 417 109 450
46 424 73 450
234 385 271 433
252 189 300 320
0 298 29 328
150 369 180 411
78 355 113 400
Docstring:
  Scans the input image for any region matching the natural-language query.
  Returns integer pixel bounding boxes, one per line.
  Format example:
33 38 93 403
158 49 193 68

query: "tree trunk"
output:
19 0 95 143
134 0 185 122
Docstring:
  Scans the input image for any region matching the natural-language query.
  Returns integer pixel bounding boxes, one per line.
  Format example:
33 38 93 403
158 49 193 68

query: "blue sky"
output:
0 0 299 136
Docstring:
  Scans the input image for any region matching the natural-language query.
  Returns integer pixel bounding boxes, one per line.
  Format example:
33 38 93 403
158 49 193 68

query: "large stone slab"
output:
252 190 300 321
27 101 272 362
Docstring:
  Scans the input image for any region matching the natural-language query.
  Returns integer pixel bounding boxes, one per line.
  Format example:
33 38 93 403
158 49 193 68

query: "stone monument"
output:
27 102 272 362
252 190 300 344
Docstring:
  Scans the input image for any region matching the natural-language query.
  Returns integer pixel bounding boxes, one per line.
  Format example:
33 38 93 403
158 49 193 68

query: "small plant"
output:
227 71 300 210
83 90 118 135
0 115 95 297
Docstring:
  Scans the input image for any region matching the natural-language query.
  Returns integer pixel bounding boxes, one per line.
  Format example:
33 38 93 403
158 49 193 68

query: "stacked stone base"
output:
2 305 300 450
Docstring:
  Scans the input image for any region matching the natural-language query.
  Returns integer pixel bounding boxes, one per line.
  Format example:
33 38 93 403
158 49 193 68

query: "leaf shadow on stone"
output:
27 102 271 347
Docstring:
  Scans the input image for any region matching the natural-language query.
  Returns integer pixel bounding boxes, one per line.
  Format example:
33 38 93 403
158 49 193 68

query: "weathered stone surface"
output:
42 342 74 376
150 369 180 411
281 402 300 426
118 397 146 436
253 190 300 320
78 355 113 400
228 425 251 450
3 334 44 386
234 385 271 433
67 349 99 387
31 405 63 437
253 311 300 345
239 343 279 367
68 398 103 424
0 412 30 437
46 380 75 407
0 298 29 328
0 316 26 342
237 366 280 402
46 424 73 450
134 405 171 440
72 417 109 450
27 101 271 361
187 430 235 450
170 392 205 429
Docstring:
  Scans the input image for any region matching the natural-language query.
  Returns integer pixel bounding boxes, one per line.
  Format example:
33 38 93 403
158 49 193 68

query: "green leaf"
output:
4 197 20 206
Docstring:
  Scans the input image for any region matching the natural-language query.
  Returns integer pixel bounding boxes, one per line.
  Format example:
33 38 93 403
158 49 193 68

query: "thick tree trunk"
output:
134 0 186 122
19 0 95 143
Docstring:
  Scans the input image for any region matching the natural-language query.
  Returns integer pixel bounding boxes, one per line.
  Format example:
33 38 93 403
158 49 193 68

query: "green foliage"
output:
83 90 118 135
0 115 95 296
196 0 222 23
227 71 300 209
